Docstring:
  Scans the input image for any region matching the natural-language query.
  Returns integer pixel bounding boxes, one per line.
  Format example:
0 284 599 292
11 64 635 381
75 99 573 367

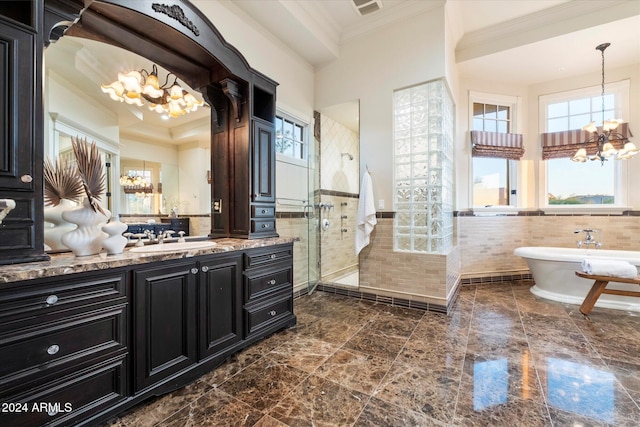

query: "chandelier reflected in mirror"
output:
101 64 204 118
120 162 153 198
572 43 638 164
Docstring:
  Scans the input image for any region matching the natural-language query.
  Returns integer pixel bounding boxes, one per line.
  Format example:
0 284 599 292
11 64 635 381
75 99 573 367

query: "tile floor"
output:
107 281 640 426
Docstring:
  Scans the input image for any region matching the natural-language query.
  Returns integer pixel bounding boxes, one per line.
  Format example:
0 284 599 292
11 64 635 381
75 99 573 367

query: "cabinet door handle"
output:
201 266 209 273
191 268 199 274
47 344 60 355
45 295 59 305
269 310 277 316
267 279 276 285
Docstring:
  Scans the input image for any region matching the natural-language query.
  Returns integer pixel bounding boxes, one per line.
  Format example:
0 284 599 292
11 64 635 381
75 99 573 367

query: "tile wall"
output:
319 115 359 194
319 195 359 282
358 217 460 312
456 213 640 278
276 215 312 294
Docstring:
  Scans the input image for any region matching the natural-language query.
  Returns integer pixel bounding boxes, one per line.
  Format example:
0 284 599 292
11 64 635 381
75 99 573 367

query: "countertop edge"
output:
0 237 296 284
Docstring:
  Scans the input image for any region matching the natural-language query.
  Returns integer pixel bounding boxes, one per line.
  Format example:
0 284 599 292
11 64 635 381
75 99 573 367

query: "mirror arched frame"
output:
44 0 279 241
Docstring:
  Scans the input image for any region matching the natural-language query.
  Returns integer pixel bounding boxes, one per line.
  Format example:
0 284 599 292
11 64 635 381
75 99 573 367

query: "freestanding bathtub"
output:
514 247 640 312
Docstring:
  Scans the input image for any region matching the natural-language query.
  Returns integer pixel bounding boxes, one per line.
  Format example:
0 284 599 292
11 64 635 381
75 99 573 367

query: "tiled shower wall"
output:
456 214 640 277
276 216 311 294
320 115 359 194
319 113 360 282
319 195 358 281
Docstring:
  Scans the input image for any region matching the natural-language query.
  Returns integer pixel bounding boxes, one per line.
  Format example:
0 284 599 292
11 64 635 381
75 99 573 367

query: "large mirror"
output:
44 35 211 232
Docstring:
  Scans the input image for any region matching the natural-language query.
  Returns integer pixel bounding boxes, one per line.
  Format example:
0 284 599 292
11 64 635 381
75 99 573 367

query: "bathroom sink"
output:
129 241 217 253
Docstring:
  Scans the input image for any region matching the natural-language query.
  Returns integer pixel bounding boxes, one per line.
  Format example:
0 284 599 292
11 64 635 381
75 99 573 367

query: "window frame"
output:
275 111 308 167
468 91 521 213
538 79 630 214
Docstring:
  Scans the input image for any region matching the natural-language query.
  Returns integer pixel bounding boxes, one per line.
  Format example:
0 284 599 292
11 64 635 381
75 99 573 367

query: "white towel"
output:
355 171 376 256
581 259 639 279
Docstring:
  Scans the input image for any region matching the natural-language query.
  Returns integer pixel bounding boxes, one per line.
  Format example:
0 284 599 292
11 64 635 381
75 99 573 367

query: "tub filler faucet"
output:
574 229 602 249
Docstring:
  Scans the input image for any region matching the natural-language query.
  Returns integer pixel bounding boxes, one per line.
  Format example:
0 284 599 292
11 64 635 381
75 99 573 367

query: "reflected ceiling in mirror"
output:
45 36 212 217
46 36 210 144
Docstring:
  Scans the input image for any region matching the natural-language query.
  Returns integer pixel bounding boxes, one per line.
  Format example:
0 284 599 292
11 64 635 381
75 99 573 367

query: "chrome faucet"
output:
574 229 602 249
157 230 175 244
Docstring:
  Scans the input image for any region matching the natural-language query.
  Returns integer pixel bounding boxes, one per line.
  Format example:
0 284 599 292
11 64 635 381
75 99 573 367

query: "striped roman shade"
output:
541 122 632 160
471 130 524 160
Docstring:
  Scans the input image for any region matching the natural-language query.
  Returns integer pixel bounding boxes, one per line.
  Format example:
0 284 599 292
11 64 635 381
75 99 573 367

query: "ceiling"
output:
232 0 640 85
47 0 639 143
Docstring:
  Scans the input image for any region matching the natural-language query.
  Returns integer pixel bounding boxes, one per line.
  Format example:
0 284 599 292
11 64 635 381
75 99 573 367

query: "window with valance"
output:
541 123 632 159
471 130 525 160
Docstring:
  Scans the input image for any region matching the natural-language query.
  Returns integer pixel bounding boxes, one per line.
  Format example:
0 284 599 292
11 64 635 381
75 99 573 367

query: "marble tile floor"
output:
105 281 640 426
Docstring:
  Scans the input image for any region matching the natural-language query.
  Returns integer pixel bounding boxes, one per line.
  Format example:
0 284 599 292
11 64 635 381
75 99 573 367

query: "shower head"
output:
341 152 354 160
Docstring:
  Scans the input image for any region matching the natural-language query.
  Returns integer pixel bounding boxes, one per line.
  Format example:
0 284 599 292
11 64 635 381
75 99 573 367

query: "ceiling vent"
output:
352 0 383 16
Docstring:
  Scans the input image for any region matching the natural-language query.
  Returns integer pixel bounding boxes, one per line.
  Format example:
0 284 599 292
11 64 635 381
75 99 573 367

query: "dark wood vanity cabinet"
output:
211 80 279 240
0 243 295 426
133 260 198 392
0 3 48 265
243 244 294 338
0 270 129 427
198 253 243 359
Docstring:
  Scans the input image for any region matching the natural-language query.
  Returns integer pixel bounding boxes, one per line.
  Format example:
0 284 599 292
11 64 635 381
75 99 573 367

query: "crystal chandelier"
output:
101 64 204 118
572 43 638 164
120 162 153 197
119 173 150 188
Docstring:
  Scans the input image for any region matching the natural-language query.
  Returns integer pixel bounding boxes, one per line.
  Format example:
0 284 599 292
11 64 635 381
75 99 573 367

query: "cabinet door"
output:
134 261 197 392
251 119 275 203
198 253 243 359
0 20 35 191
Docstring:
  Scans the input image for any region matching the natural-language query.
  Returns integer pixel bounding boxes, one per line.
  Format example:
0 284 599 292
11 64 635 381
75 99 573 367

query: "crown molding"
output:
456 0 640 63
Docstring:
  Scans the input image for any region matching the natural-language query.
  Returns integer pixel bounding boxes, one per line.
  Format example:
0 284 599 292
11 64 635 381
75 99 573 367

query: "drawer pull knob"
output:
201 266 209 272
269 254 277 259
45 295 59 305
47 344 60 355
48 409 58 417
262 223 270 228
191 268 199 274
268 279 276 285
270 310 277 316
21 174 33 183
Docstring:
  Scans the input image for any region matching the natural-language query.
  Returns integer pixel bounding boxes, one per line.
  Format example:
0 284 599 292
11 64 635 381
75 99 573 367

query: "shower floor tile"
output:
102 282 640 426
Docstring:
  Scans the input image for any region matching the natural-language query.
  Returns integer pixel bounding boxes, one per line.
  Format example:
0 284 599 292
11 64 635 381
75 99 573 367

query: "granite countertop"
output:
0 237 295 284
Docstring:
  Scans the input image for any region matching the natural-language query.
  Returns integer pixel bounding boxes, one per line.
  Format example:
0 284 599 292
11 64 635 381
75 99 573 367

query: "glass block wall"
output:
393 79 454 253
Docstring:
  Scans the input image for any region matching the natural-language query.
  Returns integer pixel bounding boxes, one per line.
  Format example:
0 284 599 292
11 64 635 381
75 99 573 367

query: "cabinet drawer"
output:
0 272 127 331
0 305 126 389
0 355 128 427
252 205 275 218
244 292 293 336
244 267 292 302
251 219 276 233
244 245 293 269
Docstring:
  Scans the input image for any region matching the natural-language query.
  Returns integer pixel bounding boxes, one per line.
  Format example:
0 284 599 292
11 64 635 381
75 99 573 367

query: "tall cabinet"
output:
0 2 48 264
209 78 278 240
